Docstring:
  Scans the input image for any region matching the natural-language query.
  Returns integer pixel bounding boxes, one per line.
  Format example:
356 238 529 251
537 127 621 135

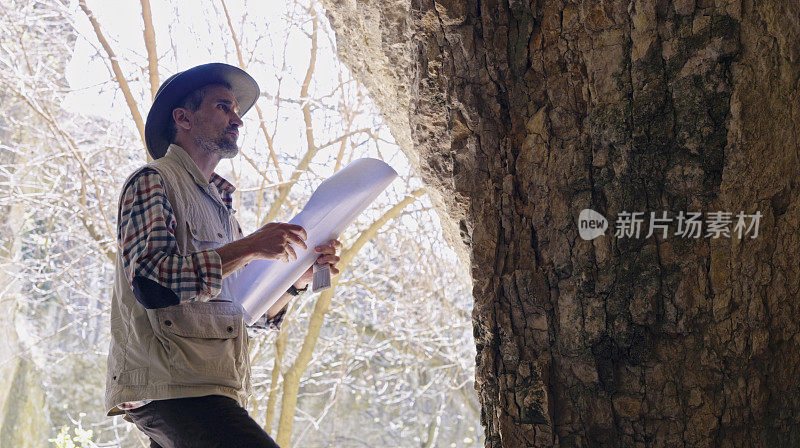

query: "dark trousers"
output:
126 395 280 448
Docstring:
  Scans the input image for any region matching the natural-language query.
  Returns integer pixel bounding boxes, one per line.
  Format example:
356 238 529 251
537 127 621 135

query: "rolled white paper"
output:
231 158 398 325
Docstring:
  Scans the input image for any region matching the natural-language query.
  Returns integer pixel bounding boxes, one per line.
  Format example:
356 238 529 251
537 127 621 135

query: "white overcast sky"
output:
60 0 436 246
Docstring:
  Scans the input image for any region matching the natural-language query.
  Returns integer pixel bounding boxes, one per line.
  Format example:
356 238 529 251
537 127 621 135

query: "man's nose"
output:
230 112 243 128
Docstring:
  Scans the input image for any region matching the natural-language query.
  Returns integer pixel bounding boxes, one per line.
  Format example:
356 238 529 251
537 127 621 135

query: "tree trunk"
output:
0 359 48 448
320 0 800 446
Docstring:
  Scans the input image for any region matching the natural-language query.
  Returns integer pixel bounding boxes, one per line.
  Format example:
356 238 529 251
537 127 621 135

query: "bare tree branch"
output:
78 0 146 148
140 0 159 101
261 4 319 225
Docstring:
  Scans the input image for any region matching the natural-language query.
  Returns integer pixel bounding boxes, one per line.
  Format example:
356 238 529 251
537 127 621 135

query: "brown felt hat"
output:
144 63 260 159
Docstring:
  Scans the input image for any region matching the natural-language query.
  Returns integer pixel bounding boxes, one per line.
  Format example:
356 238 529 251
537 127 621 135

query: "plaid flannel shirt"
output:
118 169 287 324
116 168 287 411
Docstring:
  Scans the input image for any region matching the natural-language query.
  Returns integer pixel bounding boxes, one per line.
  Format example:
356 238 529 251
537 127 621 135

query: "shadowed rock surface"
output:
320 0 800 446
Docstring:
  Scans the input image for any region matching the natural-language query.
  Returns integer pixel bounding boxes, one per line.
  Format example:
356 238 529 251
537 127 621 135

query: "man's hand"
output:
218 222 307 278
294 239 342 289
246 222 308 262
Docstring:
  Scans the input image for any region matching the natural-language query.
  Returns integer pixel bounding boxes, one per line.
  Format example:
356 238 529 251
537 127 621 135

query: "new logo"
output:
578 209 608 240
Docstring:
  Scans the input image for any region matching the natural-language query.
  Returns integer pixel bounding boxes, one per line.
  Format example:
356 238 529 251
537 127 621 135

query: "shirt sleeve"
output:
118 169 223 308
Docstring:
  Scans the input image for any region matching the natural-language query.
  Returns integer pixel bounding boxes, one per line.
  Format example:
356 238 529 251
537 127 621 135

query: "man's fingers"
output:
316 255 339 265
284 224 307 241
285 231 308 250
315 239 343 254
284 244 297 262
315 245 336 255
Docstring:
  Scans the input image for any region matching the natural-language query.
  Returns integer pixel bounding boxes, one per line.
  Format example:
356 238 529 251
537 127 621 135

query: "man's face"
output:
189 84 243 159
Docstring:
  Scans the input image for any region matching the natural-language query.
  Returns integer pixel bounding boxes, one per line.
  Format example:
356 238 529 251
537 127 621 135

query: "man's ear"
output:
172 107 192 132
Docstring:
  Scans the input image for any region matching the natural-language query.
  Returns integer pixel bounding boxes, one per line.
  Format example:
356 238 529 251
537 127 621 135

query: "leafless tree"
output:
0 0 480 446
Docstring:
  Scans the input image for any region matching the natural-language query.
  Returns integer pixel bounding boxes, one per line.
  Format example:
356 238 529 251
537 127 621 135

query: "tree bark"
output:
319 0 800 446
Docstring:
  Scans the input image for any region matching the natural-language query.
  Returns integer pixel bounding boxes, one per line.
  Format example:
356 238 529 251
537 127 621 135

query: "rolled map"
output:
231 158 398 325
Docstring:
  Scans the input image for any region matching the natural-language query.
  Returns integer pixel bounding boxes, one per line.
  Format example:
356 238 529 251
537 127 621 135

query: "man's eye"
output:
219 104 228 111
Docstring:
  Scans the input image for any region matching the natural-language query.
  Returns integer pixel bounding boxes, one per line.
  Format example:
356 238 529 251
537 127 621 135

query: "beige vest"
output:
105 145 250 415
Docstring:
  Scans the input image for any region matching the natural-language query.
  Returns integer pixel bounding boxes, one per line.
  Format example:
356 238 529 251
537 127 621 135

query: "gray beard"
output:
195 134 238 159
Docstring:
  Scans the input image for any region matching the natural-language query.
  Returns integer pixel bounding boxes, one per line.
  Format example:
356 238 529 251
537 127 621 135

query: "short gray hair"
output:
167 81 233 143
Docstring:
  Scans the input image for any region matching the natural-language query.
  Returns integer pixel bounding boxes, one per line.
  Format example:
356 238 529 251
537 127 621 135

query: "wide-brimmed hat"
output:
144 62 260 159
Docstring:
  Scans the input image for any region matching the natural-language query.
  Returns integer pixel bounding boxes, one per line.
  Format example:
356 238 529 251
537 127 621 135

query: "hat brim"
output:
144 63 260 159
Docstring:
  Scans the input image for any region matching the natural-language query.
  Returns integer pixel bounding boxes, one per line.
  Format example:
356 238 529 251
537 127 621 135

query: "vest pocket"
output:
151 301 245 388
187 220 226 251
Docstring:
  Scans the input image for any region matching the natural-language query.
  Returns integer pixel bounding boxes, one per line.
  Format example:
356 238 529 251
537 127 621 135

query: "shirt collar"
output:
210 173 236 196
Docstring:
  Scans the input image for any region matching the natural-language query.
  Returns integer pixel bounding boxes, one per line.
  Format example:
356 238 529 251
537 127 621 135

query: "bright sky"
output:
60 0 455 261
64 0 307 119
62 0 420 211
64 0 316 162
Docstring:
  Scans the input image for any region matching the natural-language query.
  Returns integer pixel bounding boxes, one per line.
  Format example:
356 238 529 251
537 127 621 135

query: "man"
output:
104 63 340 448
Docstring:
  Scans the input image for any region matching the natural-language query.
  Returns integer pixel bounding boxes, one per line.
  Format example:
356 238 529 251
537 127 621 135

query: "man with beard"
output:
104 63 340 447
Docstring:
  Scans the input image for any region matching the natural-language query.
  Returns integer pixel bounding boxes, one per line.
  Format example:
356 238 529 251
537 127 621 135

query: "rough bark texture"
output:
320 0 800 446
